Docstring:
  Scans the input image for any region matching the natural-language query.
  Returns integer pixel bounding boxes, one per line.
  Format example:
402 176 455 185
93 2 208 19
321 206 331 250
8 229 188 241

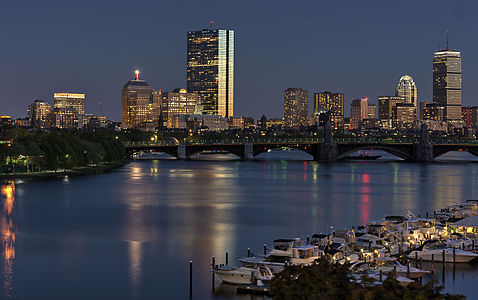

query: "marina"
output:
209 199 478 296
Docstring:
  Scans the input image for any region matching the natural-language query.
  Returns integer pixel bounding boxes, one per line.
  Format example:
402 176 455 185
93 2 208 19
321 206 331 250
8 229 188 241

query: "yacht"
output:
408 242 478 263
213 265 273 285
373 257 429 279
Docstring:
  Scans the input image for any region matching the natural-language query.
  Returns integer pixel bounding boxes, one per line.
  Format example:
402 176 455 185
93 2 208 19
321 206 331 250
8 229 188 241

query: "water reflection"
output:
1 181 15 299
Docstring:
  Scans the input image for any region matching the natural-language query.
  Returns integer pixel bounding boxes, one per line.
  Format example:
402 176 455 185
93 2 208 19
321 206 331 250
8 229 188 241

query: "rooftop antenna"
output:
210 20 213 30
99 100 104 116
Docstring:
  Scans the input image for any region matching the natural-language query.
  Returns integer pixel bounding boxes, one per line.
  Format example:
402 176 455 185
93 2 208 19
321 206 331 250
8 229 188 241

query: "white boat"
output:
408 243 478 263
373 257 429 279
213 265 273 285
349 263 413 287
237 256 286 274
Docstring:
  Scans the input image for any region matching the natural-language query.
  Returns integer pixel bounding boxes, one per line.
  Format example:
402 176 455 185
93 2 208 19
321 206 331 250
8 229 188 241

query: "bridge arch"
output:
337 145 413 161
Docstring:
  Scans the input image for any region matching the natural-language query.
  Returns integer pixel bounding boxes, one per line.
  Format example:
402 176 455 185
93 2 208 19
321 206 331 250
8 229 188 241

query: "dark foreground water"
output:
1 151 478 299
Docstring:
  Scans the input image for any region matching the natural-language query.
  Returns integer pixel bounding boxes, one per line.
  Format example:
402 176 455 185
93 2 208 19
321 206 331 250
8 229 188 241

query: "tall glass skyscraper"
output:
433 49 462 121
395 75 417 110
187 29 234 118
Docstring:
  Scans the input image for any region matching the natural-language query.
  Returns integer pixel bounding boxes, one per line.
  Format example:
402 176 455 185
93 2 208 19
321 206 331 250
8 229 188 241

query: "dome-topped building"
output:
395 75 418 108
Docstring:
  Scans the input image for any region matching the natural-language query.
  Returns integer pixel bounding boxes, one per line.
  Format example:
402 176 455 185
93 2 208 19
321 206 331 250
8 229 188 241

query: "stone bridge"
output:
125 124 478 162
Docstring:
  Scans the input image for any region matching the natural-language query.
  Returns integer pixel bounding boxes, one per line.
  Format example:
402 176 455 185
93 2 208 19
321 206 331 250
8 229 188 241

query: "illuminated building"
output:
310 109 330 127
350 98 369 130
172 114 228 131
420 101 445 121
27 99 51 128
187 28 234 118
0 116 12 126
393 103 416 126
83 114 107 128
243 117 255 129
54 93 85 115
46 108 78 129
368 103 376 119
284 88 308 128
378 96 404 120
121 71 161 131
228 116 244 129
462 106 478 129
433 48 462 121
266 118 284 129
161 88 198 128
313 91 344 129
395 75 417 110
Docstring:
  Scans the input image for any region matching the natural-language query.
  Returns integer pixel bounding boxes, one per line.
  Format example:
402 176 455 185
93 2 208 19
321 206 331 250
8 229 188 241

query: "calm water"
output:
1 151 478 299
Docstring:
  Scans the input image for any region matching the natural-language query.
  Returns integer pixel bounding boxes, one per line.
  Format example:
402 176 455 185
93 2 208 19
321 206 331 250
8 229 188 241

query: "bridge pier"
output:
413 143 434 162
317 142 337 161
244 143 254 160
178 144 187 160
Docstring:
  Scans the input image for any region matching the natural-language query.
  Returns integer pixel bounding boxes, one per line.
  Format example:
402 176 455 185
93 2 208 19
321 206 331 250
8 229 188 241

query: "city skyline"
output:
0 1 477 121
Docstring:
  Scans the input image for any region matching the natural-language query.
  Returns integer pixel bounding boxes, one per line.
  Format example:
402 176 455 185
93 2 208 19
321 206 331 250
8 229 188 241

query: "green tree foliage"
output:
270 259 465 300
0 126 125 173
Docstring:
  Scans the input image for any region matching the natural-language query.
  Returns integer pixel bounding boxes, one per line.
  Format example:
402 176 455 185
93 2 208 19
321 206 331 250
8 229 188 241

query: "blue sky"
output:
0 0 476 120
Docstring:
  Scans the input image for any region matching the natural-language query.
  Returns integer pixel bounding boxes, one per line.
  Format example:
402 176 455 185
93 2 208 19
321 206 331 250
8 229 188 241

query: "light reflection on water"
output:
2 151 478 299
1 181 15 299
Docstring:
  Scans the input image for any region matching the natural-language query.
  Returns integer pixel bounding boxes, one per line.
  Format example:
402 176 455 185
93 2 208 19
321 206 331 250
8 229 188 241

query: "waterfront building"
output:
187 28 234 118
420 101 445 121
350 98 369 130
368 103 376 119
395 75 418 110
15 118 31 127
28 99 51 129
121 71 161 131
433 48 462 121
284 88 308 128
172 114 228 131
266 118 284 129
0 116 12 125
243 117 255 129
161 88 198 128
83 114 107 128
313 91 344 129
378 96 404 120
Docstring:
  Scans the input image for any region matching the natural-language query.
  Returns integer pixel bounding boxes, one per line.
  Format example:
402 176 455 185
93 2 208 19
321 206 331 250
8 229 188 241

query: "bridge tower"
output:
317 121 337 161
413 123 434 162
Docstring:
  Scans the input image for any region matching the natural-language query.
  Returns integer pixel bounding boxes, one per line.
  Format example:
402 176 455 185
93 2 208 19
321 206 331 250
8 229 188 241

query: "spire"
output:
134 70 140 80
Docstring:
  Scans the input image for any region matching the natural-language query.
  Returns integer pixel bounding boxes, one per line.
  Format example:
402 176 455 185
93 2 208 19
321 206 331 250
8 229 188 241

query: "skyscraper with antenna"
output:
433 30 462 122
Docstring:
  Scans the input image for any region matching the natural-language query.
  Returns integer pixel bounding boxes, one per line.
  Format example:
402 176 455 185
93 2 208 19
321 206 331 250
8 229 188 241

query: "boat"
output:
349 262 413 287
372 257 429 279
213 265 273 285
238 238 323 273
408 242 478 263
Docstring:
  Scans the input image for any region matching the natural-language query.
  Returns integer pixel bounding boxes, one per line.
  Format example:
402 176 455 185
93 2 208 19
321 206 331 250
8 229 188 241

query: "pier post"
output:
244 143 254 160
189 261 193 299
247 248 250 257
178 144 187 160
407 262 410 278
225 252 228 266
442 250 445 263
431 254 434 273
379 270 383 282
453 247 456 265
264 244 267 255
317 122 337 161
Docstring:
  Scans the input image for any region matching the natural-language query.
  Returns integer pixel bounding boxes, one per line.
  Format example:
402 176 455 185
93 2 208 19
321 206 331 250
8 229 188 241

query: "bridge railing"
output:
124 137 478 147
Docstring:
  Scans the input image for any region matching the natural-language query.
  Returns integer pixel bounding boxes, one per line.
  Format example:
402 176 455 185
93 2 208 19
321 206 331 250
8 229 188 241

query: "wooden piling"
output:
189 261 193 299
247 248 250 257
264 244 267 255
379 270 383 282
225 252 228 266
442 249 445 264
431 254 434 273
453 247 456 265
407 262 410 278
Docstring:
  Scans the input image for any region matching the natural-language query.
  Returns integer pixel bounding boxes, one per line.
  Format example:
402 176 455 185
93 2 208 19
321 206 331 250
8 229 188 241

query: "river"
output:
1 151 478 299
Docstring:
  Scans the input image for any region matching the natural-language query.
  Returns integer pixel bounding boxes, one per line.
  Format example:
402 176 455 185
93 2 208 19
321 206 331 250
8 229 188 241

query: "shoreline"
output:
0 160 128 180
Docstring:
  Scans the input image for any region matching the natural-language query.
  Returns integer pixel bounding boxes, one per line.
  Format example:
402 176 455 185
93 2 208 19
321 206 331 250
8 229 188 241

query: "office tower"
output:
420 101 445 121
393 103 416 125
433 48 462 121
53 93 85 115
378 96 404 120
28 100 51 128
121 71 161 131
161 88 198 128
368 103 376 119
187 28 234 118
284 88 308 128
350 98 369 130
395 75 417 110
313 91 344 129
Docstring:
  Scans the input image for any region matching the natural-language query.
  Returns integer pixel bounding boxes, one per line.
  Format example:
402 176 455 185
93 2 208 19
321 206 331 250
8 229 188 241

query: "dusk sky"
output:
0 0 477 120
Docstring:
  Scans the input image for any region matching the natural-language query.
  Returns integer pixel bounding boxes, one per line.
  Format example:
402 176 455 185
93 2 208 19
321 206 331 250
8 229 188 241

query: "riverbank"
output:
0 160 128 180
